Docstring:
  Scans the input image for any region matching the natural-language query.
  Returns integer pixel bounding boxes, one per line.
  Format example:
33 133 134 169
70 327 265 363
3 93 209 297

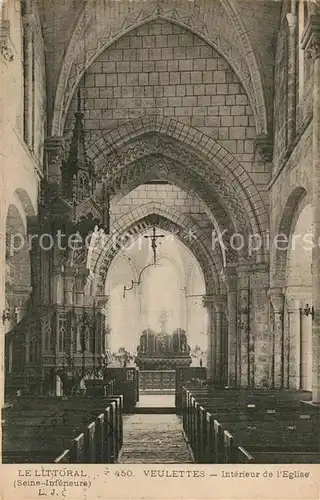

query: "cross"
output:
144 227 165 264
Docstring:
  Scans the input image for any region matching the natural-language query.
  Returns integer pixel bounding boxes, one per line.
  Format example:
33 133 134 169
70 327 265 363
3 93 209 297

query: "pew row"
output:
2 395 123 464
181 383 319 464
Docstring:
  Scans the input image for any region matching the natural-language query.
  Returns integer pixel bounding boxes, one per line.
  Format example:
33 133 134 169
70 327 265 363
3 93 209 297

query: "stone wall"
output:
1 2 45 344
110 183 215 257
64 20 270 197
111 184 207 215
273 16 288 170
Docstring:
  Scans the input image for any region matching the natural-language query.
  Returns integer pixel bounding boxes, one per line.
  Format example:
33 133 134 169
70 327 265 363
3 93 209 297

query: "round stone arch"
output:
52 0 267 136
4 189 36 331
6 188 37 228
272 186 309 287
90 202 222 296
88 117 269 261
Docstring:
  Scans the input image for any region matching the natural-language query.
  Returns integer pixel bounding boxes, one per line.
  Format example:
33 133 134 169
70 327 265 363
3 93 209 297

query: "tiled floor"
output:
118 414 194 463
136 394 175 407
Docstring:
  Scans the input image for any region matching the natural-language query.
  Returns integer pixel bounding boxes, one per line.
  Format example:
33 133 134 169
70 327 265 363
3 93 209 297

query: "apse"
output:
105 226 207 365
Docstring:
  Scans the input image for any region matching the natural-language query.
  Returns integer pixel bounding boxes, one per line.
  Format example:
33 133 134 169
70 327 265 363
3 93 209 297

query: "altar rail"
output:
139 370 176 392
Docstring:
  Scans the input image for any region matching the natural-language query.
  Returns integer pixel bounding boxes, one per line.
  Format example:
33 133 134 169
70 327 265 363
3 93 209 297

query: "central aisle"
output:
118 414 194 463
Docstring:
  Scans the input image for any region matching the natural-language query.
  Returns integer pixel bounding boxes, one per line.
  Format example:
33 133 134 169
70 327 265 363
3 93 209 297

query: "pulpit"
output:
135 329 191 392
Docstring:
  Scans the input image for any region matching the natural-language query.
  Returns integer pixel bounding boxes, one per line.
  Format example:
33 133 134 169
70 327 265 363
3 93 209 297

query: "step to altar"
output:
134 407 176 414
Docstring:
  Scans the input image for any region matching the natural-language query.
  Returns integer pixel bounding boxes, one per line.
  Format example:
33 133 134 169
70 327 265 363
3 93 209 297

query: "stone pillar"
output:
213 295 227 385
285 296 301 389
202 295 215 379
250 264 270 388
44 137 65 186
286 7 297 149
225 267 238 387
301 16 320 402
268 288 284 388
237 267 251 387
22 12 36 151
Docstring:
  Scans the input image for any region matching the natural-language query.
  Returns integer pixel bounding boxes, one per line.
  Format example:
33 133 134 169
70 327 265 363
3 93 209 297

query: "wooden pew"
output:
221 421 319 464
5 395 123 449
54 449 71 463
2 395 123 463
182 385 318 464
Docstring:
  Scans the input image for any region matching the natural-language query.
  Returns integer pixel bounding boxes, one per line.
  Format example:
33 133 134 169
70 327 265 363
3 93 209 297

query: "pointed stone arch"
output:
90 201 222 296
51 1 267 136
87 117 269 262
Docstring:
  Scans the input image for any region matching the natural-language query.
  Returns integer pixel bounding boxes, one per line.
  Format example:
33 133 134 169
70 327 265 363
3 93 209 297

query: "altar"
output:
135 328 191 391
135 328 192 371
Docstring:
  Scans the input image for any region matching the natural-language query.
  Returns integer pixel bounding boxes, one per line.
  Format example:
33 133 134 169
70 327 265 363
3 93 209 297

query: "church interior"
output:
1 0 320 464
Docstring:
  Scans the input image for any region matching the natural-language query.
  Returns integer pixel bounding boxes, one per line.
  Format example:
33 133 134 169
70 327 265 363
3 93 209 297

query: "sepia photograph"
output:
0 0 319 498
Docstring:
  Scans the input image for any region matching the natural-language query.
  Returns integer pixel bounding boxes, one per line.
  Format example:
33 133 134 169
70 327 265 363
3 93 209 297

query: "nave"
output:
118 414 193 464
2 0 320 468
2 373 319 464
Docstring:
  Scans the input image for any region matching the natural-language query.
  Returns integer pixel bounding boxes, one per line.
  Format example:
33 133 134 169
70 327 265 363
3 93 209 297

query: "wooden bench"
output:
182 386 319 464
221 420 319 464
182 387 314 452
2 396 123 463
5 395 123 449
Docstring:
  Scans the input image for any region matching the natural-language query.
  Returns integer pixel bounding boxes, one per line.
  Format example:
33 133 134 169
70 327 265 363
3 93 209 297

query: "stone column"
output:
301 16 320 402
213 295 227 385
237 267 251 387
286 6 297 149
202 295 215 379
225 267 238 387
250 264 270 388
268 288 284 388
44 137 65 186
22 12 36 150
285 296 301 389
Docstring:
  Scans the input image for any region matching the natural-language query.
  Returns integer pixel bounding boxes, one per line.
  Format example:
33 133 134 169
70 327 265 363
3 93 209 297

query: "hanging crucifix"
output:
144 227 165 265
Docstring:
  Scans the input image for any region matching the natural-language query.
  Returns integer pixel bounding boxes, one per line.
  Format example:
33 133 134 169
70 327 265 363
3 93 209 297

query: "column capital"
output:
0 20 15 62
214 294 228 312
286 295 302 313
22 13 37 33
44 136 65 159
95 294 109 309
267 287 284 312
202 295 215 308
286 13 297 31
301 15 320 60
254 134 273 163
44 136 65 184
223 266 238 291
